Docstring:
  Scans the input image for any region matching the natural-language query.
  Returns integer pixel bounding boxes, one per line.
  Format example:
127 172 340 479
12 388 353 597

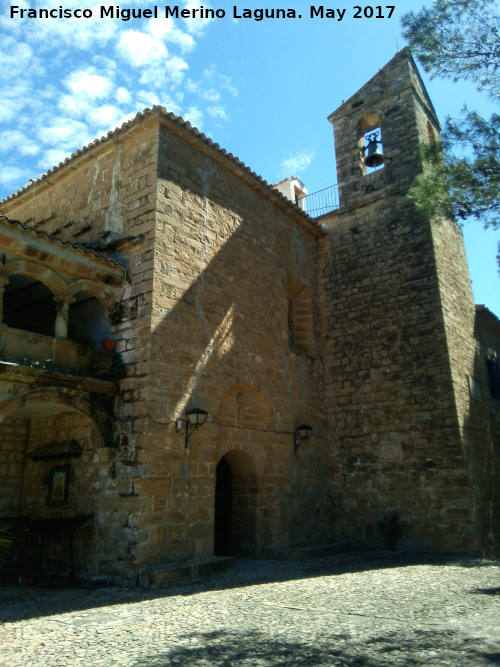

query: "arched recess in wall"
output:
0 387 113 524
358 112 385 174
217 382 274 431
0 386 114 444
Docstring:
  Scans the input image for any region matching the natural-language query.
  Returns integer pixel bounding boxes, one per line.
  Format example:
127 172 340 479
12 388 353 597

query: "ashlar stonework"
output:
0 49 498 586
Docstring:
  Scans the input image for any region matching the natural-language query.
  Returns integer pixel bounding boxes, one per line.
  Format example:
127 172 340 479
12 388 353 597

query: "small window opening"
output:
286 275 314 357
486 354 500 399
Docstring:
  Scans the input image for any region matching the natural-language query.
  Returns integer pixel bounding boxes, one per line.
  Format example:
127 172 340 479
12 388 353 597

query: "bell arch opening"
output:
358 113 385 174
214 450 258 557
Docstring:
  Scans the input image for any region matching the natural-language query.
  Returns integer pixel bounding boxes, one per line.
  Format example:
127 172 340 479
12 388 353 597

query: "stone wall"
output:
467 311 500 555
0 413 27 515
319 194 473 551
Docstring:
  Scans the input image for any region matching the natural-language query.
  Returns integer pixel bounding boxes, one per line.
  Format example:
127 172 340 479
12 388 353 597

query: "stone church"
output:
0 49 498 586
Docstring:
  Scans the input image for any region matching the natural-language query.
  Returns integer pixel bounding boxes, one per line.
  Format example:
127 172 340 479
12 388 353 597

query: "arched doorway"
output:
214 457 232 556
214 450 258 557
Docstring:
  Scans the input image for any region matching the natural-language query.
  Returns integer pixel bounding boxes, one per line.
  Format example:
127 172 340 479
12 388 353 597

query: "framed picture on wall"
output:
47 467 69 505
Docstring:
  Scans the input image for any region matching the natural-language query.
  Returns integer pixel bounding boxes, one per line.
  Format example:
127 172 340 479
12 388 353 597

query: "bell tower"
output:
328 48 440 209
320 49 479 553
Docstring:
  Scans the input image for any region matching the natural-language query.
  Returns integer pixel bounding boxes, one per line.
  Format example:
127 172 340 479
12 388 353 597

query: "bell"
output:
364 137 384 168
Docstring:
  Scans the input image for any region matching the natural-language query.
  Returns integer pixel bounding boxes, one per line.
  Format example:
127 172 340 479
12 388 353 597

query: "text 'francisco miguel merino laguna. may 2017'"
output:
9 5 396 21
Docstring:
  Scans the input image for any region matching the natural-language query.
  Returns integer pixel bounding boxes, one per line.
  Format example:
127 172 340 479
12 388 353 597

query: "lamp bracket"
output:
293 424 313 455
179 408 208 448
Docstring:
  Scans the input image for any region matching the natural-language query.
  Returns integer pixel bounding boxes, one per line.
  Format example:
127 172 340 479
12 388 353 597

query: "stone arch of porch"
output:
0 387 113 445
67 279 119 310
2 259 68 296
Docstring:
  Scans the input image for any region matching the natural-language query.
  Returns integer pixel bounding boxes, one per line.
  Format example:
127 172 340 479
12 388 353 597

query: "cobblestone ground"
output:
1 551 499 666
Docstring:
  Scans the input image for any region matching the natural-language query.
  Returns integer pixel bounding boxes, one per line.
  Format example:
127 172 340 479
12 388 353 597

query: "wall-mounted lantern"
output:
175 407 208 448
294 424 313 455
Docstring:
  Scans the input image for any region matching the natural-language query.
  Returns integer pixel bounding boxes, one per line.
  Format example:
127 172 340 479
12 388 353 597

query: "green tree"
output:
401 0 500 227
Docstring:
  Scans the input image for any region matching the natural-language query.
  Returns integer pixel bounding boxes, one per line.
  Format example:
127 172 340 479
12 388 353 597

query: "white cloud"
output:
118 30 167 66
87 104 124 127
116 87 132 104
38 118 91 149
148 16 175 37
20 3 118 51
201 66 238 97
135 90 163 109
207 106 228 120
183 106 204 130
0 166 31 187
0 131 40 157
38 149 73 171
59 93 86 116
0 91 30 123
281 150 315 176
140 91 182 116
147 17 195 52
189 66 239 102
59 68 116 119
165 56 189 81
0 37 38 78
65 69 114 99
138 55 188 87
186 79 220 102
181 0 216 35
111 111 143 131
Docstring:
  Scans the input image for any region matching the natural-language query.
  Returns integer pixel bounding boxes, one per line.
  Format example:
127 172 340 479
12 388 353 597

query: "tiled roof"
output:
0 214 123 269
0 107 323 235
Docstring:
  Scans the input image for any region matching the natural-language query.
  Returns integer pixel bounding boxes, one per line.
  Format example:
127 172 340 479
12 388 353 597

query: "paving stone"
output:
1 551 499 666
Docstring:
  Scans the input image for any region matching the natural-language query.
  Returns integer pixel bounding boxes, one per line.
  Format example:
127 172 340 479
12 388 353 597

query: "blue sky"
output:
0 0 498 314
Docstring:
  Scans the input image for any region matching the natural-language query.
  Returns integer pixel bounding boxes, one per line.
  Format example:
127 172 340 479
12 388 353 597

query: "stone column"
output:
0 275 9 323
53 296 76 338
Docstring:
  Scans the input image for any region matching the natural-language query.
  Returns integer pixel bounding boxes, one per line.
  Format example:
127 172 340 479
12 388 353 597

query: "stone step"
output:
139 556 236 589
274 542 351 561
